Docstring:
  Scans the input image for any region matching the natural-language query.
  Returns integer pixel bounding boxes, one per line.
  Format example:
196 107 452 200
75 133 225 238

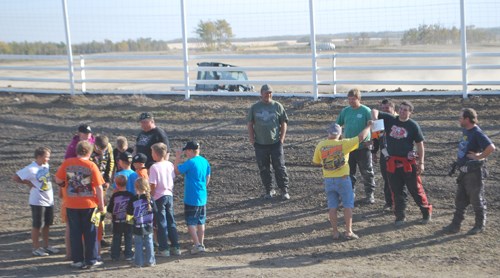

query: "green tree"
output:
195 19 233 50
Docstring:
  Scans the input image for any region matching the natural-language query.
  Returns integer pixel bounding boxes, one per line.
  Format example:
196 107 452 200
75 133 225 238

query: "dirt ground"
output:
0 93 499 278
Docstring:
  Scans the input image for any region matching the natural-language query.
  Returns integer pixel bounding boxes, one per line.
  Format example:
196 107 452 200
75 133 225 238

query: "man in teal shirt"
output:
247 84 290 200
336 88 376 204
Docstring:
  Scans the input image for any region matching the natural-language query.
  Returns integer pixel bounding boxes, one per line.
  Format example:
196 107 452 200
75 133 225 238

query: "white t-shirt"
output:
16 161 54 206
148 160 175 201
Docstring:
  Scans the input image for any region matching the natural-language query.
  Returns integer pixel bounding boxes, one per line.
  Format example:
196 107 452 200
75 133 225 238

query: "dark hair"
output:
94 135 109 149
34 146 51 158
381 99 395 108
462 108 478 124
399 100 414 112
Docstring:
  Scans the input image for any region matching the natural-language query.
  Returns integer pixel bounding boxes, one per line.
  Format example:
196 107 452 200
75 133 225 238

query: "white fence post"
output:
460 0 469 99
180 0 190 100
332 54 337 95
309 0 319 100
61 0 75 95
80 55 86 93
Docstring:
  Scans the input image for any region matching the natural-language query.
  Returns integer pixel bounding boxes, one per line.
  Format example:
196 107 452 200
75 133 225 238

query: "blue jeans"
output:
154 195 179 251
324 176 354 209
134 233 155 267
348 148 376 195
110 223 133 260
67 208 98 265
254 142 289 193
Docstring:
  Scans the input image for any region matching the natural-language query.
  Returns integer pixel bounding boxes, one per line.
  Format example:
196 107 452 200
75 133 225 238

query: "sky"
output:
0 0 499 43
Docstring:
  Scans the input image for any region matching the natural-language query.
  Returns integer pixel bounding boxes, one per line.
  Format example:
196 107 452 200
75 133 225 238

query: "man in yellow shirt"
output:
312 121 371 240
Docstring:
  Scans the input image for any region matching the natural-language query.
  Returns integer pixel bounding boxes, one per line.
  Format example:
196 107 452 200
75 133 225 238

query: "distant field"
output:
1 44 499 94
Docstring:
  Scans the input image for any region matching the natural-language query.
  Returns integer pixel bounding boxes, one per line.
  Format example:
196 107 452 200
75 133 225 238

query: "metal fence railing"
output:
0 0 499 99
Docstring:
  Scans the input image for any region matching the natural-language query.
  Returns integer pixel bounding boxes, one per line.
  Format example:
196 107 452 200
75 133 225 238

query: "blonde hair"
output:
114 174 127 188
134 177 152 212
347 88 361 99
151 142 168 159
116 136 128 150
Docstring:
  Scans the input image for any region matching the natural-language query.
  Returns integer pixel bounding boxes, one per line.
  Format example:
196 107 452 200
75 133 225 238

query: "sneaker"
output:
466 226 484 235
157 249 170 257
70 261 85 268
364 193 375 204
81 260 103 269
44 246 60 254
395 218 406 226
264 189 276 199
282 193 290 200
125 256 134 261
171 247 182 256
443 224 461 234
32 247 49 257
383 204 392 212
190 244 205 255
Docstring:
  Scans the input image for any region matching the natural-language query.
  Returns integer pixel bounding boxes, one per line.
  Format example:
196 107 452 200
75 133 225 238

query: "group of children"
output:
13 124 211 268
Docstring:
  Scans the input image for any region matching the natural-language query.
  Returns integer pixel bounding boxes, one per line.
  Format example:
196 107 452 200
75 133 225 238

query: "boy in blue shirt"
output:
114 152 138 195
174 141 211 255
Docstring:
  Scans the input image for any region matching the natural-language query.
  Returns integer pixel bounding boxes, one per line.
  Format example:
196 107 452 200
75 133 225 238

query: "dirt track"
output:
0 93 499 277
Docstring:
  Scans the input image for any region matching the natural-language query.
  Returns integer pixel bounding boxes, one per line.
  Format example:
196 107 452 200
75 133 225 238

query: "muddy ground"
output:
0 93 499 277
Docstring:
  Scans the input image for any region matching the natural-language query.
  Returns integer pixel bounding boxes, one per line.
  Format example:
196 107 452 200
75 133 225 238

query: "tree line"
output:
401 24 497 45
1 21 498 55
0 38 170 55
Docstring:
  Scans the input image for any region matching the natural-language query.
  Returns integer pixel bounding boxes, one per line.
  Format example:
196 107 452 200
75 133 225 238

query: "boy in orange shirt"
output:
55 141 105 269
133 153 148 179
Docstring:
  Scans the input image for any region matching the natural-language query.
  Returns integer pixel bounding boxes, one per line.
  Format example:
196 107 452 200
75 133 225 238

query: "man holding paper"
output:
371 100 432 226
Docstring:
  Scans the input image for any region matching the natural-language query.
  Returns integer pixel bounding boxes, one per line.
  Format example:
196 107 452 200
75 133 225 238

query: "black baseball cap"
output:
138 112 153 121
182 141 200 151
78 124 92 134
118 151 133 162
132 153 147 164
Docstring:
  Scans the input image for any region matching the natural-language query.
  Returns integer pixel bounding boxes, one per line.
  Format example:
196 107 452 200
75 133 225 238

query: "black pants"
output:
254 142 289 193
451 169 487 228
379 155 393 206
349 148 376 196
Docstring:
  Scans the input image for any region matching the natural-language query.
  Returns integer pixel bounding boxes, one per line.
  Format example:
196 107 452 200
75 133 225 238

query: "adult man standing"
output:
443 108 495 235
371 99 397 211
135 112 171 169
247 84 290 200
372 101 432 226
336 88 376 204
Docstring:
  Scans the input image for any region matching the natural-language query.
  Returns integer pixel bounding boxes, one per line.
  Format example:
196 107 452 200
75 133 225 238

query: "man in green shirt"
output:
247 84 290 200
336 88 376 204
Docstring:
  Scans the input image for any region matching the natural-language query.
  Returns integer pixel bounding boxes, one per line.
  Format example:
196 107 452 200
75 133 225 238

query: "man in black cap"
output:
135 112 170 169
247 84 290 200
65 124 95 159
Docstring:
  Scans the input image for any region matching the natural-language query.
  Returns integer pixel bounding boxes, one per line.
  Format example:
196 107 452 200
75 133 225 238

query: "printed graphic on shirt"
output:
256 109 275 122
36 167 52 192
389 125 408 139
65 166 93 197
132 199 154 227
457 135 468 159
91 152 109 175
136 134 153 147
320 145 345 171
113 195 132 221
